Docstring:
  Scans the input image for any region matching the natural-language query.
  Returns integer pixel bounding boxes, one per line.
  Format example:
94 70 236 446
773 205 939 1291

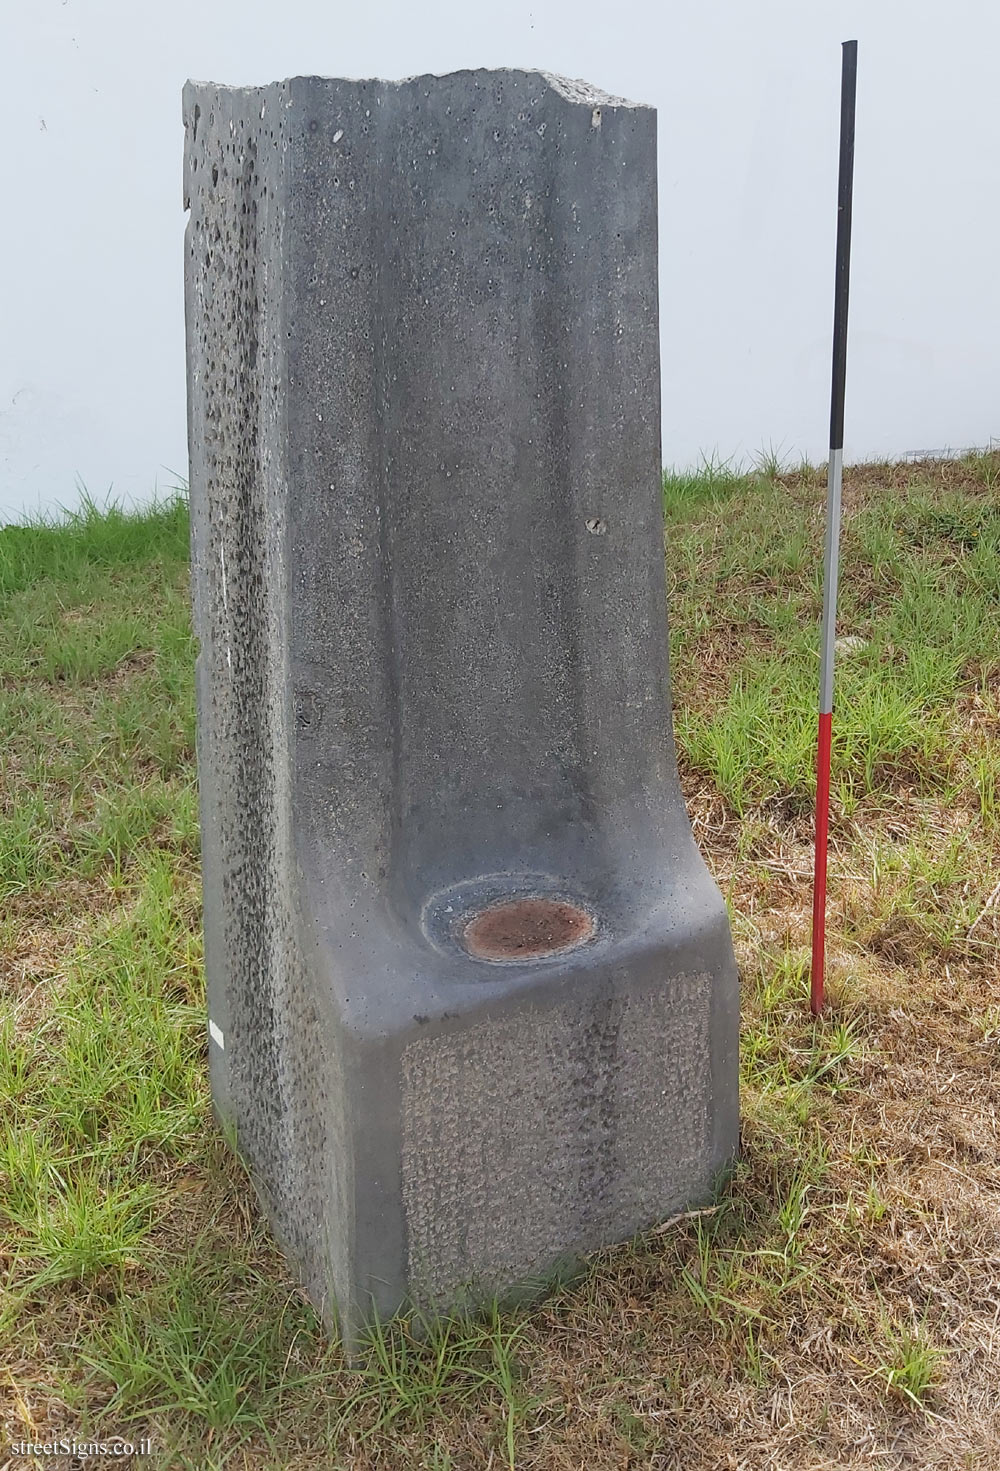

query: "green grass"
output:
2 455 998 1466
874 1315 946 1410
664 460 1000 819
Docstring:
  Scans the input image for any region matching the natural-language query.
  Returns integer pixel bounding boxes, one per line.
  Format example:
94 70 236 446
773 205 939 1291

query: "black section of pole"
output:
829 39 857 453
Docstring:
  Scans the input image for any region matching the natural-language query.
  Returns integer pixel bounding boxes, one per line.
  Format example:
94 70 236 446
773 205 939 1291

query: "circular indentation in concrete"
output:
461 897 595 961
420 872 603 965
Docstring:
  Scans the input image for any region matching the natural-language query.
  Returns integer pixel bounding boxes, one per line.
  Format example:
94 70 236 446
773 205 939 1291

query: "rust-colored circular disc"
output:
461 897 595 961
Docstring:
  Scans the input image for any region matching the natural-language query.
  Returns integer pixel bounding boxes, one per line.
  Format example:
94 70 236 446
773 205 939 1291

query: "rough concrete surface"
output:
183 68 739 1345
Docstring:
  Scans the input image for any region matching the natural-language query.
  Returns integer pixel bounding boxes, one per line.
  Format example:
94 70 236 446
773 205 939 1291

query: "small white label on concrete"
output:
209 1019 225 1050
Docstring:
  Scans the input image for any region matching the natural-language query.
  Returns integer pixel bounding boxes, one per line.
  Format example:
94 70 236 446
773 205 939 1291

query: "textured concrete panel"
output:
401 974 712 1304
183 68 740 1346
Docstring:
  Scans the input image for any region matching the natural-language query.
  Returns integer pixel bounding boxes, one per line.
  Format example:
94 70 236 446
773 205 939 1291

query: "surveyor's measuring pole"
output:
811 39 857 1016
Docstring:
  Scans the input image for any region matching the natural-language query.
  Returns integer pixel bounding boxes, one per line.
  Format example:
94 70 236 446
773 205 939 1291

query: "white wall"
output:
2 0 998 522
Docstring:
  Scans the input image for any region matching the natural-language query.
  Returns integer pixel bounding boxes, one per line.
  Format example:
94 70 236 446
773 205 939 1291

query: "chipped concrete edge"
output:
181 69 649 111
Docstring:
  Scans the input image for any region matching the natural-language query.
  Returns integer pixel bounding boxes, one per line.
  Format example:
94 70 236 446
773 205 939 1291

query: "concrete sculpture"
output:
183 68 739 1346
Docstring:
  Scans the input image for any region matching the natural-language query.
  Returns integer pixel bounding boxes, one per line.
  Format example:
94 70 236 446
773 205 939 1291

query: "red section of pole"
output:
811 710 833 1015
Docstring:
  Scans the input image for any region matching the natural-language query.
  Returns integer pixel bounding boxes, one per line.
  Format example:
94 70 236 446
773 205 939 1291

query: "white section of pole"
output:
818 446 844 716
